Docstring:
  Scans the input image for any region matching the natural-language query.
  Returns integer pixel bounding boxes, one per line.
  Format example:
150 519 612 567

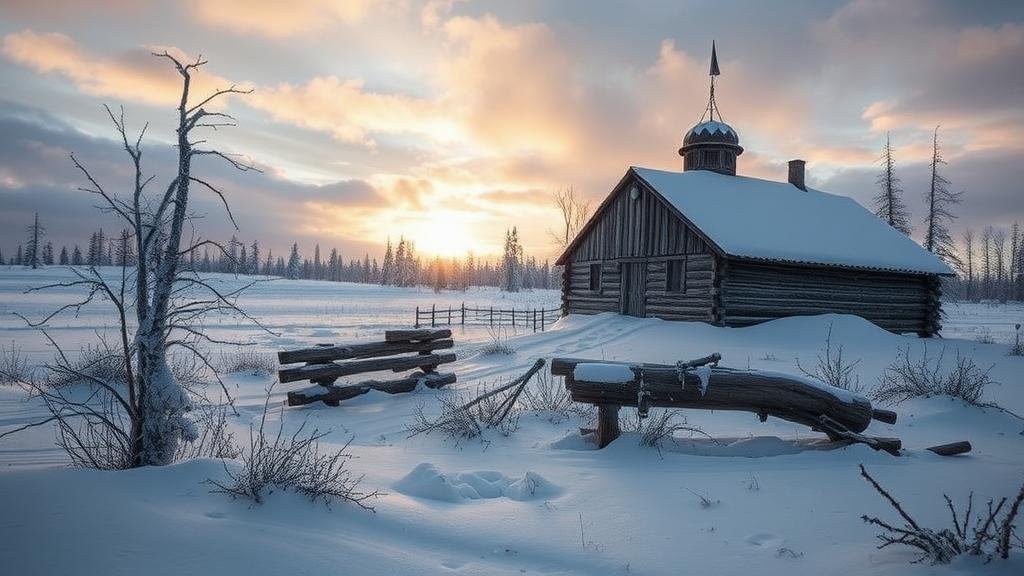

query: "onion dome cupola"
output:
679 41 743 176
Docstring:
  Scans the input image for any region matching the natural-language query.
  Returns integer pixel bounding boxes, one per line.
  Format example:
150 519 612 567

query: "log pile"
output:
278 329 456 406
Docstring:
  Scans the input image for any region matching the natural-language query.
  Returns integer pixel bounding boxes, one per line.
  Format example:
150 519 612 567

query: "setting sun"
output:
410 210 476 257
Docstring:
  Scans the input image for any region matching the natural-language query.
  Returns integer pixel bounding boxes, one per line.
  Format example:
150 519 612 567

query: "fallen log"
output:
552 357 875 434
278 338 453 364
279 353 456 383
926 441 972 457
287 371 456 406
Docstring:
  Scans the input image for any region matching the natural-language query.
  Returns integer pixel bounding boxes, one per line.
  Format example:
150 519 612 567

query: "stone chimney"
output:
788 159 806 190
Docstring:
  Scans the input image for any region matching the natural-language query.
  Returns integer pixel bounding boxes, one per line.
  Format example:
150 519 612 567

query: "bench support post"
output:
596 404 621 448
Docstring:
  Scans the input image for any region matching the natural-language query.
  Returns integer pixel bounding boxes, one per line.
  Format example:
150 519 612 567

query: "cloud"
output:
1 30 242 108
186 0 375 38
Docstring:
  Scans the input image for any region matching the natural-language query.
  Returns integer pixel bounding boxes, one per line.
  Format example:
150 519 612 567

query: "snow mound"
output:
394 463 560 503
574 363 634 383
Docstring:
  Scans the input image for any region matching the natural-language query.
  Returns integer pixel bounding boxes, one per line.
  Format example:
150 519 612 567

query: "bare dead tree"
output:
4 52 269 468
922 126 962 268
961 228 975 301
548 186 591 250
873 133 912 235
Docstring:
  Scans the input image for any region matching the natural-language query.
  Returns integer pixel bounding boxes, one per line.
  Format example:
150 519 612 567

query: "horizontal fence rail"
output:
414 303 563 332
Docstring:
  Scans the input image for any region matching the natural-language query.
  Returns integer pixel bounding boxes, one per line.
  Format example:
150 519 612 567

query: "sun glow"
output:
410 210 476 257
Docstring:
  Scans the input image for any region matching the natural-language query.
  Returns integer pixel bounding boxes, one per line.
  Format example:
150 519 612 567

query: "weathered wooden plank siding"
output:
720 261 933 334
565 262 620 315
568 180 709 262
644 255 715 321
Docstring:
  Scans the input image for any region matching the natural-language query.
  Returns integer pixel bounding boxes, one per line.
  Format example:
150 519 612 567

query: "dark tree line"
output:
2 221 557 292
952 222 1024 302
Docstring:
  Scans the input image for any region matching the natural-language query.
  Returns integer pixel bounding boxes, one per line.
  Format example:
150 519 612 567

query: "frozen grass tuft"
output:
478 326 515 356
218 349 276 376
176 404 242 461
407 381 521 441
872 346 994 406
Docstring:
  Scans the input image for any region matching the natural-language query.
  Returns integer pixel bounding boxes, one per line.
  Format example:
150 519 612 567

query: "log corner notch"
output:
278 329 456 407
552 355 906 454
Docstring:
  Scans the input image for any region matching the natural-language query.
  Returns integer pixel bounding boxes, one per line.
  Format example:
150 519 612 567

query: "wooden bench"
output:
551 355 904 454
278 329 457 406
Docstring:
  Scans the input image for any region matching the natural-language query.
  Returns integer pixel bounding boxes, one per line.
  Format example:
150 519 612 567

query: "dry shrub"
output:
44 343 127 389
796 322 864 393
860 464 1023 564
0 340 31 385
209 389 379 508
520 371 594 423
478 326 515 356
176 404 242 461
407 381 522 441
872 346 994 406
622 408 710 450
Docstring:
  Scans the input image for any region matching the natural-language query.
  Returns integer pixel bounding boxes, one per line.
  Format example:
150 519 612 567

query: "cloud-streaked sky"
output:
1 0 1022 261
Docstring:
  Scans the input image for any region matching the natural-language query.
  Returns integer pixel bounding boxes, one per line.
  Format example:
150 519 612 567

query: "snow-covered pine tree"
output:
502 227 523 292
286 243 301 280
71 245 82 266
59 246 69 265
922 127 962 267
42 241 54 266
14 245 23 266
873 133 911 235
264 248 274 277
238 243 248 275
381 238 395 286
24 212 44 269
394 237 408 287
249 240 260 275
313 243 322 280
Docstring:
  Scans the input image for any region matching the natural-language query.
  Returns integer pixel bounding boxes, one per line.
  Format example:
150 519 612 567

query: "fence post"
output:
431 304 436 327
512 307 515 328
490 306 494 326
461 303 465 326
448 305 452 325
415 306 420 328
533 309 537 333
541 309 545 331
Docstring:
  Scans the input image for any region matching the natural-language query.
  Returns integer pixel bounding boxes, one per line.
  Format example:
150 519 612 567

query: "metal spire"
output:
700 41 723 123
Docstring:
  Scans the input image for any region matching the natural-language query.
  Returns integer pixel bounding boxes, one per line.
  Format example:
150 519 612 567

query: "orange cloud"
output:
1 30 242 109
186 0 375 38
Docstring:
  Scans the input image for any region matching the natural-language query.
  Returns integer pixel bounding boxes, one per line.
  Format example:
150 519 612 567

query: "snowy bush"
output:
859 464 1024 563
795 322 864 393
520 371 594 423
872 346 994 406
210 390 379 508
43 343 127 390
0 341 30 386
218 349 276 376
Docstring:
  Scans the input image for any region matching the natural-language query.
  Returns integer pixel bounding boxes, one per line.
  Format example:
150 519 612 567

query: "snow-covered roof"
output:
631 167 955 275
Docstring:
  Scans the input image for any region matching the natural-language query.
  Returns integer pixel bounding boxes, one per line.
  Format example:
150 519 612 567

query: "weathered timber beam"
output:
926 441 971 456
279 353 456 383
384 328 452 342
872 409 898 424
279 338 453 364
287 371 456 406
552 357 873 433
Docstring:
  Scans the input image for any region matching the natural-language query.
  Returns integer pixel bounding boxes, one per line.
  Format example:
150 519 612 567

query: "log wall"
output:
720 260 937 335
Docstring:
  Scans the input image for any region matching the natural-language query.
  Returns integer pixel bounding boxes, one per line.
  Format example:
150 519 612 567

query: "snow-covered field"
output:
1 267 1022 576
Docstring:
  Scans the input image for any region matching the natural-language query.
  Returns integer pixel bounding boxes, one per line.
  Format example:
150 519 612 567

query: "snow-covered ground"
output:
1 267 1022 576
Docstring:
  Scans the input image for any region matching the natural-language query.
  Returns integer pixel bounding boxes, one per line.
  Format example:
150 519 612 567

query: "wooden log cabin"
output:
555 44 954 336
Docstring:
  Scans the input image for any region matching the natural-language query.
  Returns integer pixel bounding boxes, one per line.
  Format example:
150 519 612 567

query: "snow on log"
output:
573 363 636 384
552 357 874 433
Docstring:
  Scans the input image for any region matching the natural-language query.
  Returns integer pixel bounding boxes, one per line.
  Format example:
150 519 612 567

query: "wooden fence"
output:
414 303 562 332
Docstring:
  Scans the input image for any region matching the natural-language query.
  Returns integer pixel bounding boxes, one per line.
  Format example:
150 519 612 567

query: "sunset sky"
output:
1 0 1022 262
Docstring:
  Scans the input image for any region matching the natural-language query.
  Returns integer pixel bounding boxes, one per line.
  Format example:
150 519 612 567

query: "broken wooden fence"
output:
278 328 456 406
414 304 562 333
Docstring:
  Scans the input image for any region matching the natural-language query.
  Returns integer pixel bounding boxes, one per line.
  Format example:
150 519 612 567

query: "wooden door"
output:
619 261 646 317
